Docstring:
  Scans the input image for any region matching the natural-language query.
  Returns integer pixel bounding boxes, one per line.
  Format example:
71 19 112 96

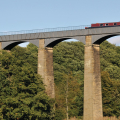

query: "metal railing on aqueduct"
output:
0 25 90 36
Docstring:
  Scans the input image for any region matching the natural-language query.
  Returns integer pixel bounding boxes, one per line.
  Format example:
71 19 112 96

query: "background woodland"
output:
0 40 120 119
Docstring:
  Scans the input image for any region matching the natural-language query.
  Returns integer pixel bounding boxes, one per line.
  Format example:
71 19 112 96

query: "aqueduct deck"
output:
0 25 120 49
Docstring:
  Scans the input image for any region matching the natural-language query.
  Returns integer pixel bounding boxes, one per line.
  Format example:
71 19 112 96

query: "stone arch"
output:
45 38 69 47
92 34 120 44
3 41 25 50
2 39 39 50
45 36 85 47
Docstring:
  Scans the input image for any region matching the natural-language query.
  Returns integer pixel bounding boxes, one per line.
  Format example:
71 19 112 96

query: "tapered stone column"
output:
0 42 2 50
38 39 55 98
84 36 103 120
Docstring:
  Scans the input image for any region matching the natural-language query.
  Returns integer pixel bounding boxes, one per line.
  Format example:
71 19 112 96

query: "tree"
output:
55 72 83 119
0 48 54 120
101 71 120 117
53 42 84 119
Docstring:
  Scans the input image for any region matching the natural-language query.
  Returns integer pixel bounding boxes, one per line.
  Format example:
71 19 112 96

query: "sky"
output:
0 0 120 47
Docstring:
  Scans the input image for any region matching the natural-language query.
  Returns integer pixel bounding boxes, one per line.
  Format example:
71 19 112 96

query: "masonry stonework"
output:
38 39 55 98
84 36 103 120
0 42 2 50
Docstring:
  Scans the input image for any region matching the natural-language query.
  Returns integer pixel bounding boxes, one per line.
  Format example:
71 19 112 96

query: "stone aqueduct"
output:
1 26 120 120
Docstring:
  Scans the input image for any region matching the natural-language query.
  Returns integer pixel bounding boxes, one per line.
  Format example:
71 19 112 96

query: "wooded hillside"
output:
0 40 120 119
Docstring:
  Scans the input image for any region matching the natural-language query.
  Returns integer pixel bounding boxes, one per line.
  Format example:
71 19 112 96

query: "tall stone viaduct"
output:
1 26 120 120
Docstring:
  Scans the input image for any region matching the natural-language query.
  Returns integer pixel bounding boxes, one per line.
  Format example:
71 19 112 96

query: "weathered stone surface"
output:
38 39 55 98
0 42 2 50
38 39 45 79
84 36 103 120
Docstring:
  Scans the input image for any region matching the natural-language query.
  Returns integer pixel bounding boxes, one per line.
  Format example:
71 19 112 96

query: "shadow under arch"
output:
46 38 81 48
3 40 38 50
93 34 120 44
4 41 25 50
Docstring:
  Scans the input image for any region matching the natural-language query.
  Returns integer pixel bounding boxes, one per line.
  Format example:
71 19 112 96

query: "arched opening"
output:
3 41 36 50
107 35 120 46
52 38 84 119
4 41 25 50
18 42 29 47
95 35 120 118
1 41 38 76
93 34 120 45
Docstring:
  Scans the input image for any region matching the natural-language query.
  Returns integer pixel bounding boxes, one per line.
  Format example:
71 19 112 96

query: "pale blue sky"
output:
0 0 120 47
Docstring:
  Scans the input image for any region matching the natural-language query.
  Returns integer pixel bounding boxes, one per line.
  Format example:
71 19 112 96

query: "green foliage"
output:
0 46 54 120
53 41 84 85
100 41 120 73
1 40 120 119
55 109 66 120
101 71 120 117
55 71 83 119
54 40 120 118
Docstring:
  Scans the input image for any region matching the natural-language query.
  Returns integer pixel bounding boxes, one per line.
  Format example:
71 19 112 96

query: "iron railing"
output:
0 25 90 36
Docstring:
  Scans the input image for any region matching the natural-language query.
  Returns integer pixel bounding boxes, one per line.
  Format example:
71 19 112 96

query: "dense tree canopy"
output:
0 40 120 119
0 46 54 120
53 41 120 118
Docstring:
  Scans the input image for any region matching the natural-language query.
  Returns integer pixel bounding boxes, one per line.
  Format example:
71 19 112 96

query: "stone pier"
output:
38 39 55 98
0 42 2 50
84 36 103 120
